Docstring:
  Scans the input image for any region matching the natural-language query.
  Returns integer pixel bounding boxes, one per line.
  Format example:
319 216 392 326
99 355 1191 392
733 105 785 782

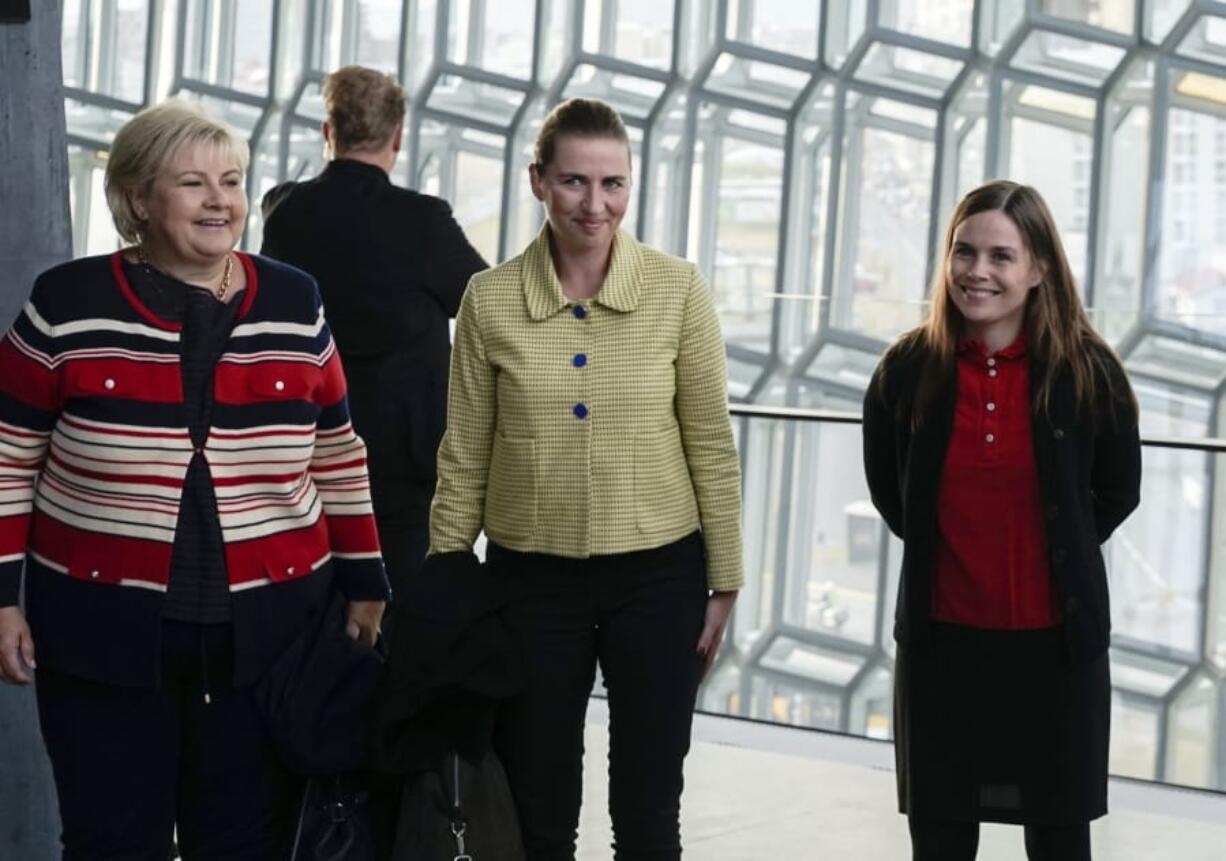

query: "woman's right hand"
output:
0 606 36 684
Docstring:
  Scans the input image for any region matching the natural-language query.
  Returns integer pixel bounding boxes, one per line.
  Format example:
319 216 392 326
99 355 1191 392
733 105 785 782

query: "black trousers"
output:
488 533 709 861
36 621 300 860
369 477 432 621
909 818 1092 861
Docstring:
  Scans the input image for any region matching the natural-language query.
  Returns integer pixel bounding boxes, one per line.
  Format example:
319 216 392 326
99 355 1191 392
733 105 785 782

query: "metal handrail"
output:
728 404 1226 453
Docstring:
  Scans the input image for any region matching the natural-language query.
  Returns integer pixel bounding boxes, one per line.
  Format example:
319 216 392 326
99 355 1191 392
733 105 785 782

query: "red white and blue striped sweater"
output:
0 251 389 686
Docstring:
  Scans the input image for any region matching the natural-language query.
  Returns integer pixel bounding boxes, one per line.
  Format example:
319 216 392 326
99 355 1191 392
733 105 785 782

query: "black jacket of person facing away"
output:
261 158 487 485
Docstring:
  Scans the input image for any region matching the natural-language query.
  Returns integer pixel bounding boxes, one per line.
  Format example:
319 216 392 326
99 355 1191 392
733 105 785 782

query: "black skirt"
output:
894 623 1109 826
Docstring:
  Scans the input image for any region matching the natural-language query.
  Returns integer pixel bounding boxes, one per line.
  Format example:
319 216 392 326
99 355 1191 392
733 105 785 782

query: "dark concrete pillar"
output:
0 2 70 858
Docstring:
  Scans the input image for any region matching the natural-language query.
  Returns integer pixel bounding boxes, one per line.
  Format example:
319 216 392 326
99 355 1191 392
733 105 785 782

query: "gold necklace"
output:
137 245 234 301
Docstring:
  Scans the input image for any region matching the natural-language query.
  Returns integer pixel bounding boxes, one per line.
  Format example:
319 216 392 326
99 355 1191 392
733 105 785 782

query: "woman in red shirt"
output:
863 180 1141 860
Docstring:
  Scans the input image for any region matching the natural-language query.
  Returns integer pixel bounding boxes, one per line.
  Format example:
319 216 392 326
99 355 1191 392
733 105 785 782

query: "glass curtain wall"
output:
62 0 1226 793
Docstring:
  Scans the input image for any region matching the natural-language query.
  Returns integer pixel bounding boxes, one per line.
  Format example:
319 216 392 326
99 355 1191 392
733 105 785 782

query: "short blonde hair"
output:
105 99 250 243
324 65 406 154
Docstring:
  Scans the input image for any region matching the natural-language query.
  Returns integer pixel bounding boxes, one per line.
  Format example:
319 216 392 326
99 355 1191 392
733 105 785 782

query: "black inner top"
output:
122 257 241 624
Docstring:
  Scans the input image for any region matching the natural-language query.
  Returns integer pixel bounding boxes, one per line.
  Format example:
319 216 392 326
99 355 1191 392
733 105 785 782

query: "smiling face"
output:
529 134 631 257
945 209 1043 350
130 140 247 269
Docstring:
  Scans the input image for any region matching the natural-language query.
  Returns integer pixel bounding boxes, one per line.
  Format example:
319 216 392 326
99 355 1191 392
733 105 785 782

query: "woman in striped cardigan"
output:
0 101 389 858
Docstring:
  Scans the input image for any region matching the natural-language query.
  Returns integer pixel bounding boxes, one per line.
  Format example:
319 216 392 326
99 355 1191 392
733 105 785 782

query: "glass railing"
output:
697 404 1226 795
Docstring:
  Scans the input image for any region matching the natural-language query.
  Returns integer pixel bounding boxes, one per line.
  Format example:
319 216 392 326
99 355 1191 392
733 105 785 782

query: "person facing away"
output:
862 180 1141 861
261 64 487 604
0 99 389 858
427 97 744 860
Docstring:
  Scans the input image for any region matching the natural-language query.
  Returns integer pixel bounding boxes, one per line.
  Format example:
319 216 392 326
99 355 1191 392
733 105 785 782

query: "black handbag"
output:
255 591 386 775
291 774 375 861
392 750 525 860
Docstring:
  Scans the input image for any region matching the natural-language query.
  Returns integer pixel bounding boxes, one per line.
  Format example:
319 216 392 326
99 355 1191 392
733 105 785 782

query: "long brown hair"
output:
897 180 1133 425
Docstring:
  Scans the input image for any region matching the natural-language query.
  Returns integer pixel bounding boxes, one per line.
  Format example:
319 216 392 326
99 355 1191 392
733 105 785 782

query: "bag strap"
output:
449 752 472 861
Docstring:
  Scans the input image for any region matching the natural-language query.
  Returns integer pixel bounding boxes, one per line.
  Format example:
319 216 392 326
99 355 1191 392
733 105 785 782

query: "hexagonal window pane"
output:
831 100 936 342
454 137 506 263
1110 692 1160 779
290 80 326 124
62 0 149 104
68 144 123 256
1111 650 1188 699
980 0 1027 55
727 0 822 58
758 635 866 687
1039 0 1136 34
561 64 668 122
310 0 403 74
779 420 883 646
582 0 677 70
704 53 812 112
1107 382 1210 654
850 663 893 739
854 42 965 100
1005 83 1095 291
483 0 538 79
1012 29 1128 87
1175 14 1226 66
883 0 975 46
425 75 528 128
1094 60 1153 343
184 0 273 96
1166 674 1219 788
449 0 536 79
1126 336 1226 391
1147 0 1194 43
808 344 880 391
1157 100 1226 337
825 0 870 68
65 98 132 148
405 0 439 89
690 107 786 354
946 74 990 202
746 672 844 730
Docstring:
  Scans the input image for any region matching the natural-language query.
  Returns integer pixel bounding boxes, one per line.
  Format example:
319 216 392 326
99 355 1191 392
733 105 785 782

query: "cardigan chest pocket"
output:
484 433 537 542
247 368 313 401
635 428 699 536
64 364 137 399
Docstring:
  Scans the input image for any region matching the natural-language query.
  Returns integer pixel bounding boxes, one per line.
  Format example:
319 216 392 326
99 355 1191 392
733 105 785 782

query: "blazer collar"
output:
522 225 643 321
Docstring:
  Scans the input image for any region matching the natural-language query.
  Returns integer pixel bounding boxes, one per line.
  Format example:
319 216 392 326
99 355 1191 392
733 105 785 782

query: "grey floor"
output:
575 700 1226 860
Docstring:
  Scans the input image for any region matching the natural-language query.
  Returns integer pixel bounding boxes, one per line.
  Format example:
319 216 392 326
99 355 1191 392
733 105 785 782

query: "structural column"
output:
0 2 70 858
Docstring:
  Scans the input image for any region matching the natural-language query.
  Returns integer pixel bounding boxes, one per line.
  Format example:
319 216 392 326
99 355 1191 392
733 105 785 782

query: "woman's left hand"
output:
696 590 738 680
345 600 385 647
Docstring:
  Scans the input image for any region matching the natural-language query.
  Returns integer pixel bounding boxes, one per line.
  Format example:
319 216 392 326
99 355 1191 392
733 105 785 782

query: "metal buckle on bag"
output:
327 801 349 823
451 817 471 860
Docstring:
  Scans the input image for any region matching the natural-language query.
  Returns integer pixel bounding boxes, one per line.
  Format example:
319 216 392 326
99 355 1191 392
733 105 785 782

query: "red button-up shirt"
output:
931 337 1059 629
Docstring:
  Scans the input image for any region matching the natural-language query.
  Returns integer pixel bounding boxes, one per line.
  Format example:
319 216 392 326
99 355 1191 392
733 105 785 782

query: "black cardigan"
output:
862 337 1142 662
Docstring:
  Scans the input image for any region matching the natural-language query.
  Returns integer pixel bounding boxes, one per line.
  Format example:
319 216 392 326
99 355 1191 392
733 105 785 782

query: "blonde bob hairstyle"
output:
324 65 406 154
104 99 250 244
898 179 1133 426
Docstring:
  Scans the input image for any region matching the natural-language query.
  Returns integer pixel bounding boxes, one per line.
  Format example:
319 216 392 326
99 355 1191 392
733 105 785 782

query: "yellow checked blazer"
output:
429 227 744 591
